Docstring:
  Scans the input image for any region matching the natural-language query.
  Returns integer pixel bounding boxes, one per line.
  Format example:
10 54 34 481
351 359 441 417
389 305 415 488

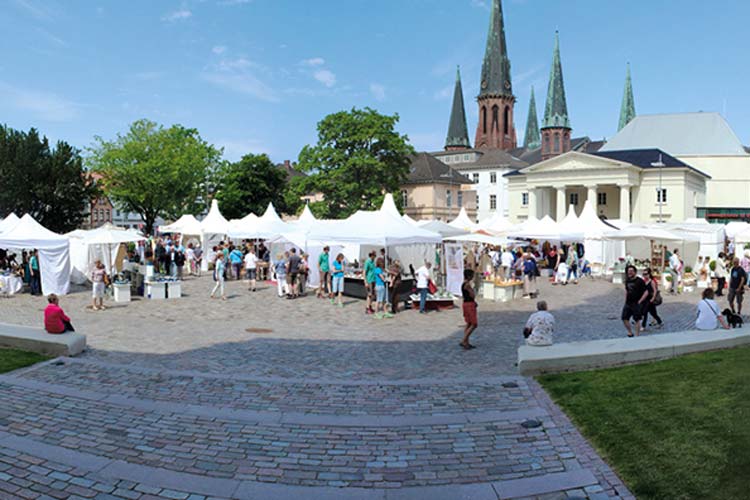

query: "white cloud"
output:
0 81 79 122
162 9 192 22
203 57 278 102
301 57 325 67
313 69 336 88
369 83 386 101
212 45 227 55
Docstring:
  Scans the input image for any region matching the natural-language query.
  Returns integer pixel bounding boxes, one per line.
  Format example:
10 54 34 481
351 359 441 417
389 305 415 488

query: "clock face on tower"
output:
481 80 487 90
505 81 511 90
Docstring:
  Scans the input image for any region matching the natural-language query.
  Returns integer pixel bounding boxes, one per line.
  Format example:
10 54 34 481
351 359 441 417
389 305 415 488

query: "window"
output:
597 192 607 206
93 210 98 222
544 134 550 154
401 190 408 208
490 195 497 210
570 193 579 206
472 173 479 183
503 106 510 135
492 105 499 132
463 154 469 161
458 190 463 208
106 209 111 221
657 188 667 204
476 193 480 208
446 190 452 208
522 192 529 206
482 106 487 134
490 172 497 184
554 133 561 152
444 156 451 163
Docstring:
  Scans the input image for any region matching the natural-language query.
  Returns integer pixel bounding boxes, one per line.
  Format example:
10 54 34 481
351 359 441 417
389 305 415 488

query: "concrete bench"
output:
0 323 86 357
518 327 750 376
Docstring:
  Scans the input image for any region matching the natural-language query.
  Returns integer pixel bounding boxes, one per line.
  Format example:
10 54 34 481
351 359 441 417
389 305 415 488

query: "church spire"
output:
523 86 540 149
540 32 572 160
479 0 512 98
445 66 471 151
542 31 571 130
618 63 636 131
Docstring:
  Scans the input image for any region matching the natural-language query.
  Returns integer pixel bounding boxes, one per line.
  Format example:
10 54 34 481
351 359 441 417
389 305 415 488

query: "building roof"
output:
593 148 711 178
601 112 748 156
478 0 513 99
618 64 636 131
445 67 471 149
405 153 474 185
523 86 540 149
510 136 603 167
541 32 571 130
276 160 306 179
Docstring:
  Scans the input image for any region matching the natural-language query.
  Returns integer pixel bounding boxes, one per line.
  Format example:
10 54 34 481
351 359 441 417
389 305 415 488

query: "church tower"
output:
445 66 471 151
474 0 516 150
541 32 572 161
618 63 636 131
523 86 540 149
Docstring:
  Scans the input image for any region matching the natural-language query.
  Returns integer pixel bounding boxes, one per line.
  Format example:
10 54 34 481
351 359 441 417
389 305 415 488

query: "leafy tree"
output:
296 107 414 218
0 125 97 233
88 119 222 234
215 153 291 220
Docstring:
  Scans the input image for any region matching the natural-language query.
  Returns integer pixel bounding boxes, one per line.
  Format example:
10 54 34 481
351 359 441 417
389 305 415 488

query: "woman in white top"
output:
524 301 555 346
714 252 727 297
695 288 729 331
415 261 432 314
244 247 258 292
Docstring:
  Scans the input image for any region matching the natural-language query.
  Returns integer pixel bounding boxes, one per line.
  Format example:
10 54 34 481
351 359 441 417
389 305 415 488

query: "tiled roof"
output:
405 153 474 185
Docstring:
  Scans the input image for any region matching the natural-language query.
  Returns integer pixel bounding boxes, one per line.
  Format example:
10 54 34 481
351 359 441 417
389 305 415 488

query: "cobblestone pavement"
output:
0 275 700 498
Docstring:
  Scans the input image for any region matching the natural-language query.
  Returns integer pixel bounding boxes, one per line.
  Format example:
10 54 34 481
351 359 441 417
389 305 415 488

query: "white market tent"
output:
67 224 145 280
160 214 203 235
298 205 316 225
575 200 624 270
200 200 230 271
418 220 468 239
0 213 21 234
605 224 701 268
0 214 71 295
448 208 478 231
511 215 584 242
725 221 749 241
402 213 419 226
476 211 514 235
228 203 292 240
665 220 725 261
731 225 750 245
447 233 518 246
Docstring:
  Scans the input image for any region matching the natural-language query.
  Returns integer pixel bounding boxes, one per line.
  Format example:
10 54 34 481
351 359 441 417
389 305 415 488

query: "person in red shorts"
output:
461 269 478 350
44 294 75 334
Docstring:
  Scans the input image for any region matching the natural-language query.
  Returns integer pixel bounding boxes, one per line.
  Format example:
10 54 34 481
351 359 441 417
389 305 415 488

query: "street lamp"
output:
651 153 665 224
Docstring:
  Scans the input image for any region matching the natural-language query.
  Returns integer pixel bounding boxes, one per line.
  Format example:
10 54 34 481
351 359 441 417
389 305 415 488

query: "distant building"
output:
82 173 113 229
401 153 476 221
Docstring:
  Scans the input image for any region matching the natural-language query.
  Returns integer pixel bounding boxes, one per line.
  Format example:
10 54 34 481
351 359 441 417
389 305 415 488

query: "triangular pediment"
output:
520 151 631 175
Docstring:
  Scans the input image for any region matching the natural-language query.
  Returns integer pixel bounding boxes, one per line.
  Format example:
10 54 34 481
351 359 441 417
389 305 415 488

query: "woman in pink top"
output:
44 294 74 334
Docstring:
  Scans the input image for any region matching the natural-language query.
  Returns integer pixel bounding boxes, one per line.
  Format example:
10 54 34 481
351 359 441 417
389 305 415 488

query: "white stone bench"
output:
518 327 750 376
0 323 86 357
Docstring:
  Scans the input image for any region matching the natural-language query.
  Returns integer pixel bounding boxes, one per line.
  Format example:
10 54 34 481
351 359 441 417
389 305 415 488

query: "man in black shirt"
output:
728 257 747 315
622 265 649 337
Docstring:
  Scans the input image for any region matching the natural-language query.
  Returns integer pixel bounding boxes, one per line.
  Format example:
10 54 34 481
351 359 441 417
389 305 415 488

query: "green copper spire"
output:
523 86 540 149
445 66 471 150
618 63 636 131
478 0 512 98
541 32 571 130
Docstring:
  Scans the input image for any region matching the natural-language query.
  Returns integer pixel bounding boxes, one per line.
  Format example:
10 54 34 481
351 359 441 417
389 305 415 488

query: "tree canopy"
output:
296 107 414 218
215 153 292 220
88 119 222 234
0 124 97 233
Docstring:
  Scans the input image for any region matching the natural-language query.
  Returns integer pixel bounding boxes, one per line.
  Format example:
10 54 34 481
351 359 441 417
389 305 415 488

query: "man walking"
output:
363 251 377 314
622 265 649 337
728 257 747 316
668 248 682 294
317 246 331 299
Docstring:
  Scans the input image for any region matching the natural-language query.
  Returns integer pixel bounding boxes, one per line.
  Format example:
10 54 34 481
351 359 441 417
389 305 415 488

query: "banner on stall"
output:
445 243 464 296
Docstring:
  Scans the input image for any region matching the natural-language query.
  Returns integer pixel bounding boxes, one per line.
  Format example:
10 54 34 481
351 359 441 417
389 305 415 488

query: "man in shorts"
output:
728 257 747 315
363 251 376 314
286 248 301 299
622 265 648 337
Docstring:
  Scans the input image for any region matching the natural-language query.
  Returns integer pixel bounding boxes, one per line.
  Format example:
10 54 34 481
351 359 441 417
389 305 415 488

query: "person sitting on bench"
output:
44 294 75 334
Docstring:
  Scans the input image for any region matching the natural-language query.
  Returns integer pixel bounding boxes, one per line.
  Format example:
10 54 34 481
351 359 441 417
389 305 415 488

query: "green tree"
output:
0 125 97 233
215 153 291 220
296 107 414 218
88 119 222 234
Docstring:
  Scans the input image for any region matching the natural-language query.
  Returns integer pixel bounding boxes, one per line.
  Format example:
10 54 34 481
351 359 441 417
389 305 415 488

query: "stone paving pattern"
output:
0 275 685 498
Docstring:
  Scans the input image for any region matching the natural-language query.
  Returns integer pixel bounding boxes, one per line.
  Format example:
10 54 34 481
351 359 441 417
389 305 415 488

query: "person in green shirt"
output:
317 246 331 299
29 249 41 296
363 251 377 315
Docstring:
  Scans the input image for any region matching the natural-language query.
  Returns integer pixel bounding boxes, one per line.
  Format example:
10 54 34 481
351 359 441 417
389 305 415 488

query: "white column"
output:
528 188 537 219
619 184 631 222
586 185 598 207
555 186 566 221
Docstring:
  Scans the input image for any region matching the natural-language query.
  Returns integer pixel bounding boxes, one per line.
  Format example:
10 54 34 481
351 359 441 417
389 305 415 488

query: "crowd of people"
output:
0 248 42 295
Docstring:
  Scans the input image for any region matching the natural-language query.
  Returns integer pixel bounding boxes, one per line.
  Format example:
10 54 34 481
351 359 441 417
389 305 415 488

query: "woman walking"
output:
331 253 345 307
461 269 478 349
210 253 227 300
90 260 108 311
641 268 663 330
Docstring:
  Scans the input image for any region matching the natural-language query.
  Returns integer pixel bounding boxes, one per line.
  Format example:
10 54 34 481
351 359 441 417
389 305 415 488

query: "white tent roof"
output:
228 202 292 240
306 208 441 246
511 215 584 241
201 200 230 235
600 112 748 156
448 208 477 231
71 223 146 245
380 193 402 219
575 200 616 238
556 204 579 234
419 220 468 238
725 222 749 240
476 211 514 235
0 213 20 234
402 213 419 226
604 225 699 243
161 214 203 235
447 233 518 246
298 205 316 224
733 225 750 244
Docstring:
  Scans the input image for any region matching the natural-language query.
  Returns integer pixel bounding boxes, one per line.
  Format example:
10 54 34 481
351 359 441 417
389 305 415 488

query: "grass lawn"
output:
538 347 750 500
0 348 48 374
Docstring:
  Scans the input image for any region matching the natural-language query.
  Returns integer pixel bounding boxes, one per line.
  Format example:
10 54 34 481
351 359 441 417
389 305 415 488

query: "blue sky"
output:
1 0 748 163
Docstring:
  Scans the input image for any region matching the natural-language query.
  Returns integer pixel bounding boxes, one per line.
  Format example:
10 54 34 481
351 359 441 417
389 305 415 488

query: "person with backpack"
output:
640 268 663 330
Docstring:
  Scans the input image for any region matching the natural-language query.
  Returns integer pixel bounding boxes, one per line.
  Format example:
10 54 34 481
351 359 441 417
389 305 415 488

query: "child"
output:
461 269 478 349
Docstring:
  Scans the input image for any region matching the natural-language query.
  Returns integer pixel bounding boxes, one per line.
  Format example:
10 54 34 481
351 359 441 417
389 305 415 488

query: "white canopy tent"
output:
0 214 71 295
605 224 701 268
0 213 21 234
67 224 145 281
476 211 515 235
417 220 468 239
200 200 230 271
227 203 293 240
574 200 624 270
298 205 316 225
665 221 725 261
160 214 203 235
402 213 419 226
725 221 749 241
510 215 584 242
446 233 519 246
448 207 478 231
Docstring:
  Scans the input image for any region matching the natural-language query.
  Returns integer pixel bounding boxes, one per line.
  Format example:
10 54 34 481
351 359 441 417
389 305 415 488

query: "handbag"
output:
428 279 438 295
653 290 663 306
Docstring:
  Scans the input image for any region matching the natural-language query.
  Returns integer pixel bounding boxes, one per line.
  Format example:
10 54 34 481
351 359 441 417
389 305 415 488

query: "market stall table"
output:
167 281 182 299
0 274 23 295
112 282 131 303
145 280 166 300
342 277 415 302
409 293 456 311
481 280 523 302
